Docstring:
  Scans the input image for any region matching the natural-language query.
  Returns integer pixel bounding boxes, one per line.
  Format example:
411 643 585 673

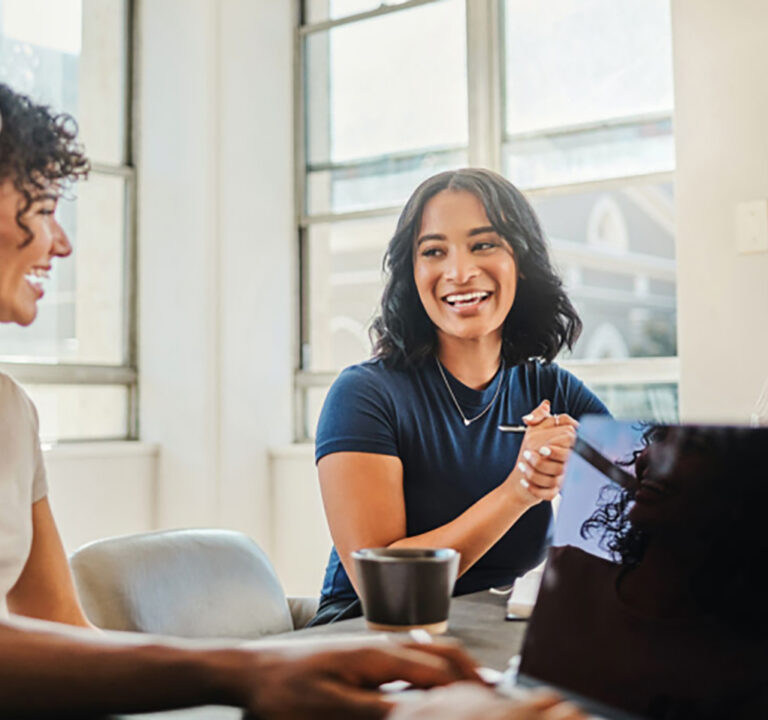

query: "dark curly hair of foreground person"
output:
0 82 90 244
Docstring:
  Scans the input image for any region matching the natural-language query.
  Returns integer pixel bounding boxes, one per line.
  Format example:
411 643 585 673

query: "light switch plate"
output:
736 200 768 254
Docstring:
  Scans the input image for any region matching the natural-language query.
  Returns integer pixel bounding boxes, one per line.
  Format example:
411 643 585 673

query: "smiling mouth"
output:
442 291 492 308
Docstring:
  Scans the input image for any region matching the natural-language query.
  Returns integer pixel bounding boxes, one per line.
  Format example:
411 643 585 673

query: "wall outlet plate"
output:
736 199 768 254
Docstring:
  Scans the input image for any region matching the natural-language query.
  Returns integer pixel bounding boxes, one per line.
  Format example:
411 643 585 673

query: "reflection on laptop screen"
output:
518 417 768 720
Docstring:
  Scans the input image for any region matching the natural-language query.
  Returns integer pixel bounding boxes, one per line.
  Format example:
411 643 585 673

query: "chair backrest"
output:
70 529 295 640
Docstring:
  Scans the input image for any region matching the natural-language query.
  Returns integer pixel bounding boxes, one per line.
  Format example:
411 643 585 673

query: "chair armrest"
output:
287 596 319 629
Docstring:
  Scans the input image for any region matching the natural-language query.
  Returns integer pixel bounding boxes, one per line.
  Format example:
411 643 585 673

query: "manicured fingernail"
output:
539 446 552 457
523 414 534 422
520 477 530 489
518 462 528 475
523 450 533 462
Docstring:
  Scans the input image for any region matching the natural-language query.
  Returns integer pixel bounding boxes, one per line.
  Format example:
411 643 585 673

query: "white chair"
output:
70 529 318 640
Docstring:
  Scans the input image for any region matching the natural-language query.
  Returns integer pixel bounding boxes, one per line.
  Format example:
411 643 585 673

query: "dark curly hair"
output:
369 168 582 367
0 83 90 246
579 422 654 567
581 425 768 632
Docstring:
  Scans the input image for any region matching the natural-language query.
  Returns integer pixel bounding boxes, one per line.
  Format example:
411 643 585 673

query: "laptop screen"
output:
517 417 768 720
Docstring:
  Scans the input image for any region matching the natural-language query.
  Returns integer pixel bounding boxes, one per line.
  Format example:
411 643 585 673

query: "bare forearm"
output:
388 474 529 576
0 623 245 716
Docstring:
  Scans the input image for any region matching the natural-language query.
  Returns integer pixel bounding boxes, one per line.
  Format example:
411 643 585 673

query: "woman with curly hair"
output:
311 169 609 625
0 84 91 626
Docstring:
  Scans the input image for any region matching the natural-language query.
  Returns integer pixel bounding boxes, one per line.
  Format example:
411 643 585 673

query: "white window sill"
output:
43 441 160 461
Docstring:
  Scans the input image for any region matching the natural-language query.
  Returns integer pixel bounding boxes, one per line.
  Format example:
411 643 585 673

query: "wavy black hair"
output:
370 168 582 367
0 83 89 245
581 425 768 632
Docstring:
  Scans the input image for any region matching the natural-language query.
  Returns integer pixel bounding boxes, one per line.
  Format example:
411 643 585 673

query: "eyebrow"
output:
416 226 498 246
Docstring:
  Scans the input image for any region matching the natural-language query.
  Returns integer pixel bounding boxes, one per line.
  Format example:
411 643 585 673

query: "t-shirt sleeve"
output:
315 365 399 463
28 399 48 503
0 374 48 503
549 364 611 419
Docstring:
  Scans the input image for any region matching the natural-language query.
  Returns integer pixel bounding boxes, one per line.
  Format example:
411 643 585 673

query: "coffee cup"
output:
351 548 460 634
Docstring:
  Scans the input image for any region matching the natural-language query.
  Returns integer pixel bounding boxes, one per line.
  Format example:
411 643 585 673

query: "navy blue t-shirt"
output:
315 358 609 602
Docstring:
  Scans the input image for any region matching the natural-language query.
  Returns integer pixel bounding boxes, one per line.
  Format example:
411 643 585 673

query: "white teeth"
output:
25 268 50 287
445 291 490 304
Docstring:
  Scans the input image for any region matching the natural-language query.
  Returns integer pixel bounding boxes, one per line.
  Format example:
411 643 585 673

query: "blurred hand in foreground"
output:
388 682 587 720
238 642 481 719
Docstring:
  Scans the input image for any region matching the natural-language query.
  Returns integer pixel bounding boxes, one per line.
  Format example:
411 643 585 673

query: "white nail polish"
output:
520 477 530 489
523 450 533 462
517 462 528 475
539 446 552 457
523 414 534 422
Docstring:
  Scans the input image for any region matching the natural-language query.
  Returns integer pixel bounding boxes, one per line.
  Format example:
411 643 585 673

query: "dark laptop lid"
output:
517 417 768 720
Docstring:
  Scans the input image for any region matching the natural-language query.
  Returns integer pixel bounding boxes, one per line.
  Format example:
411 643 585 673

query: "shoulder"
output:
328 359 419 402
0 371 24 399
316 360 411 461
515 359 575 384
514 361 610 418
0 372 37 423
0 372 42 472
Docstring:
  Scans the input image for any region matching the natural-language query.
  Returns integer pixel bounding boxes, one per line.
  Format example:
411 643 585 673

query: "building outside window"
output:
0 0 135 441
297 0 677 440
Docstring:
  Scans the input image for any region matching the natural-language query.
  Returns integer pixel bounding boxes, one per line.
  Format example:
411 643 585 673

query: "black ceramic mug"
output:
351 548 460 634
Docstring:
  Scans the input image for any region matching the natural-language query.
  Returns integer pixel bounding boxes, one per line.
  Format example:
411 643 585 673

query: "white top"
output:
0 372 48 618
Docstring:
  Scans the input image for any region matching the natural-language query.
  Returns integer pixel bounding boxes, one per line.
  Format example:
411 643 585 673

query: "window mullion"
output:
465 0 503 171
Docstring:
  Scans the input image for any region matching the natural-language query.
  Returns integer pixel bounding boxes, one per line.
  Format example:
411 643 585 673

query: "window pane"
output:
527 182 676 361
304 0 467 167
0 173 127 364
503 118 674 190
305 216 396 372
0 0 128 165
26 384 128 442
307 148 467 216
503 0 673 135
502 0 674 187
591 383 678 423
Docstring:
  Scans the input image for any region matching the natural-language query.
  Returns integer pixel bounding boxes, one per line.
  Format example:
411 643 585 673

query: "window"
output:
0 0 135 441
297 0 677 440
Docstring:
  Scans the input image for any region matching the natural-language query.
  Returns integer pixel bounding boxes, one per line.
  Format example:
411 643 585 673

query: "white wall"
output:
46 443 158 552
269 444 331 597
136 0 295 554
672 0 768 422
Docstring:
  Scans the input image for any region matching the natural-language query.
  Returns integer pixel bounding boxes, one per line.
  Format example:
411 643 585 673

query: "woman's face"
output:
413 189 518 346
0 179 71 326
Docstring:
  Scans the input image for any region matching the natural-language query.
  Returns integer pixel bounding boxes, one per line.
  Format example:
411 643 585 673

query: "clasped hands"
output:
507 400 578 506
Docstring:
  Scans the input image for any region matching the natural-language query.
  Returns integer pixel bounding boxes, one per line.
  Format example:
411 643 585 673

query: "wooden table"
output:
265 589 525 671
115 591 524 720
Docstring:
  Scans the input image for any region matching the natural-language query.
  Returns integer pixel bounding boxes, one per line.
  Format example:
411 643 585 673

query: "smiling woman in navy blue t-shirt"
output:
310 168 609 625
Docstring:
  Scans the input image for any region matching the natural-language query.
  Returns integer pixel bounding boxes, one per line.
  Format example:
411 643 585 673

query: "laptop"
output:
503 417 768 720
